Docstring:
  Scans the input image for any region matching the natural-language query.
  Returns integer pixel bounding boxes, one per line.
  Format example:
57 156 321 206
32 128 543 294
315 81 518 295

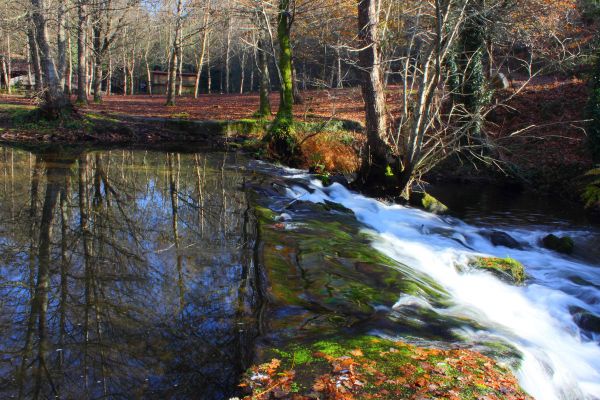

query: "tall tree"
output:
166 0 184 106
76 0 88 104
356 0 389 189
264 0 298 161
30 0 70 117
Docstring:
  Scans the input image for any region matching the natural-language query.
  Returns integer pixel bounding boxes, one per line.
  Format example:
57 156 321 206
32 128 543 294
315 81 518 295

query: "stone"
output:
483 230 523 249
542 234 574 254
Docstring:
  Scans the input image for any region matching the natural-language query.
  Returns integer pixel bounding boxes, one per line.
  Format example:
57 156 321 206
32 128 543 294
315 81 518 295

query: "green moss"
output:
245 335 531 399
253 200 452 334
170 112 191 119
542 234 574 254
422 192 449 214
469 257 526 284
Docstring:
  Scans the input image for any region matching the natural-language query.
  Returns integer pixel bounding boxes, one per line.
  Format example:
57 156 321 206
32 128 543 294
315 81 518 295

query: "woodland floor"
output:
0 76 594 186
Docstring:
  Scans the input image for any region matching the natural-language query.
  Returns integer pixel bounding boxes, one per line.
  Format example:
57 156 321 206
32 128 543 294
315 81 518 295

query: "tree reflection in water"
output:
0 147 262 400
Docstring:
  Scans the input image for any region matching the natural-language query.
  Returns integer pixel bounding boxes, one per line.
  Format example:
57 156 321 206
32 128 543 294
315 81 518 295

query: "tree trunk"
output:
66 28 73 94
265 0 298 162
194 5 210 98
122 61 127 95
457 0 488 140
31 0 69 118
92 22 103 102
28 28 43 92
145 52 152 95
107 51 112 95
177 29 183 96
275 0 293 119
256 37 271 117
57 0 67 89
292 59 303 104
239 50 246 94
166 0 183 106
6 35 11 92
76 0 87 104
1 56 9 94
356 0 389 187
193 31 208 98
206 34 212 93
27 42 33 88
129 48 135 95
225 16 232 93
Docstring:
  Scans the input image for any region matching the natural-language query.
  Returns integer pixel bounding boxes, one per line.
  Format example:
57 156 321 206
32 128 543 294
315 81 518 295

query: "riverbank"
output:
0 78 596 208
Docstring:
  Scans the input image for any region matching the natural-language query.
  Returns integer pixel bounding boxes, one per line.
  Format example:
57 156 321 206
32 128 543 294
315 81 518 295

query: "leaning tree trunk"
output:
193 4 210 99
31 0 69 118
356 0 390 189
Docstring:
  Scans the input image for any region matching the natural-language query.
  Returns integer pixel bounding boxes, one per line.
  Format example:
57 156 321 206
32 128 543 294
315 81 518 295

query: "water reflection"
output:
0 147 262 400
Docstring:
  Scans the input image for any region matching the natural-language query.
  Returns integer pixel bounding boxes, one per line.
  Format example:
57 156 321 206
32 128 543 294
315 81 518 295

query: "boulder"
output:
468 257 526 284
411 192 449 214
328 173 350 187
542 234 574 254
482 230 523 249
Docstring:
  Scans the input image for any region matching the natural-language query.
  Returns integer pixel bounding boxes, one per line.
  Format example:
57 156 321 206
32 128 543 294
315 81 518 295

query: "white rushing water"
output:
282 178 600 400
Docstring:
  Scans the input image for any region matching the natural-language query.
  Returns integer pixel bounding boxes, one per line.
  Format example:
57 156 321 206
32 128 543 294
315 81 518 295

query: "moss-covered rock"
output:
542 234 574 254
252 199 452 337
241 335 531 400
410 192 449 214
469 257 526 284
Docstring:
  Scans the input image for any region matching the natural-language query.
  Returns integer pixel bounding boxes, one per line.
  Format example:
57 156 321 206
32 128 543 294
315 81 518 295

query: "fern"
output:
582 167 600 208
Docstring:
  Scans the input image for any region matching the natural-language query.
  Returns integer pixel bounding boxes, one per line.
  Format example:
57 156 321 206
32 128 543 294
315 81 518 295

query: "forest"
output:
1 0 600 399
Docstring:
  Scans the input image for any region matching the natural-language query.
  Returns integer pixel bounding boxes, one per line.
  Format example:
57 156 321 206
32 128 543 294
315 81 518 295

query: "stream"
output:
0 146 599 399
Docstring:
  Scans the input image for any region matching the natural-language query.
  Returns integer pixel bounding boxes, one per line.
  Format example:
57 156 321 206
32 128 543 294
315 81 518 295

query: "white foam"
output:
284 179 600 399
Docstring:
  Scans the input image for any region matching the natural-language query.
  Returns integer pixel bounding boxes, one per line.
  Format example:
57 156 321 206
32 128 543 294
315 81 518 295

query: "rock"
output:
482 230 523 249
491 72 510 90
469 257 526 284
322 200 354 215
542 234 574 254
328 174 350 187
570 306 600 338
410 192 449 214
276 213 292 222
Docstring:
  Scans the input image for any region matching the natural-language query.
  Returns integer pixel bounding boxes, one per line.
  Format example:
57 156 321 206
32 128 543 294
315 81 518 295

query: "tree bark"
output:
239 49 246 94
206 34 212 93
166 0 183 105
31 0 70 117
275 0 293 119
145 51 152 95
357 0 389 187
57 0 67 89
77 0 87 104
225 15 232 93
193 4 210 98
66 27 73 94
256 37 271 117
292 59 302 104
177 29 183 96
27 27 43 92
